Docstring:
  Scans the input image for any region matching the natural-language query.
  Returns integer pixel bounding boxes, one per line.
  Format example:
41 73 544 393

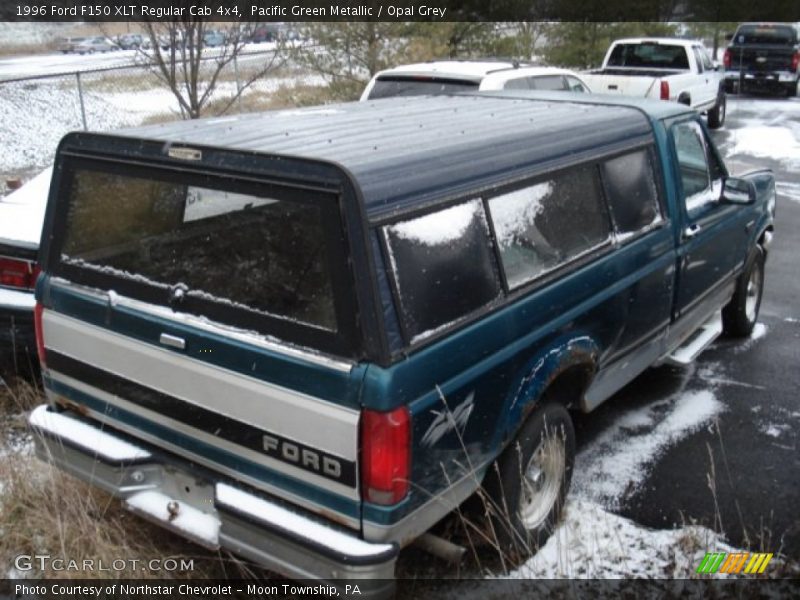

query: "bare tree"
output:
137 19 285 119
291 22 413 101
510 22 549 61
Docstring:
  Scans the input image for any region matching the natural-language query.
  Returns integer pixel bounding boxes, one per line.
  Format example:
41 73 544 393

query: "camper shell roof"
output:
59 92 691 223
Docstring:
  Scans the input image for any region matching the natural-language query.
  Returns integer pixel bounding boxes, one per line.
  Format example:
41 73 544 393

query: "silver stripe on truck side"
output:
49 278 354 373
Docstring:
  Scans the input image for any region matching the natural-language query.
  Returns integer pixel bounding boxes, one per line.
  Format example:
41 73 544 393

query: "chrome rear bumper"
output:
29 405 397 592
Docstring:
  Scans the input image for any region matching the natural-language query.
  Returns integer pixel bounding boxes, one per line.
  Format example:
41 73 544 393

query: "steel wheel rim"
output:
745 262 762 322
519 432 565 530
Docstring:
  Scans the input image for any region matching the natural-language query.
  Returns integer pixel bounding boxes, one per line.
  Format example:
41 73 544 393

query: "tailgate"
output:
582 73 659 97
37 135 369 527
734 46 796 71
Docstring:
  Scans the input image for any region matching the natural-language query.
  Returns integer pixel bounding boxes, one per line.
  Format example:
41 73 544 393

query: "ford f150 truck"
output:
30 92 774 590
723 22 800 96
583 38 727 129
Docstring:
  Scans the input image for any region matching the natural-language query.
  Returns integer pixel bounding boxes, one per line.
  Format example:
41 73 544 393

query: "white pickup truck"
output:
582 38 727 129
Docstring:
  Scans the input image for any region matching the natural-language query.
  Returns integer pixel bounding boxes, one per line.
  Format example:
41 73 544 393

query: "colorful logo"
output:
696 552 773 575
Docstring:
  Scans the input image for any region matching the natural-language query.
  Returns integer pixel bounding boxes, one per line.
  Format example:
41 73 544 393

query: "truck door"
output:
671 119 749 318
691 45 719 108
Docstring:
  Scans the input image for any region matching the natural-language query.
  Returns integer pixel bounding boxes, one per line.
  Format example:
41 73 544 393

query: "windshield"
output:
607 43 690 69
368 76 479 99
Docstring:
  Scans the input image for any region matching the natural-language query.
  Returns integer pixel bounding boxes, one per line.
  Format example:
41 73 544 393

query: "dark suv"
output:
724 22 800 96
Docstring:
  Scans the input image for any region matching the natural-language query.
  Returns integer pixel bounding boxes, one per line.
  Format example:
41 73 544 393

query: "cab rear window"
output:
735 25 797 45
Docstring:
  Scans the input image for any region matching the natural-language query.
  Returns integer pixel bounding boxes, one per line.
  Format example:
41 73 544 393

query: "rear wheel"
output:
722 246 765 337
707 92 726 129
484 402 575 562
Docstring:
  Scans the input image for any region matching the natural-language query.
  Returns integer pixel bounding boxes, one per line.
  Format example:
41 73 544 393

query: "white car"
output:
360 60 592 101
0 168 50 366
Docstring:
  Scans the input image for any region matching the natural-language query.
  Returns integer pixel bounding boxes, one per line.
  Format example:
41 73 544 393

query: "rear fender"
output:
491 335 599 450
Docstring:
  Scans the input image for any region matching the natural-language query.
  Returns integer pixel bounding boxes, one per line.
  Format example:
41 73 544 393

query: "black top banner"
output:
3 0 800 22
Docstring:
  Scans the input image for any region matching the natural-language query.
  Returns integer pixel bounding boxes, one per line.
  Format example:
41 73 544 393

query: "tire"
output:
722 246 765 337
707 91 726 129
785 82 798 98
484 401 575 562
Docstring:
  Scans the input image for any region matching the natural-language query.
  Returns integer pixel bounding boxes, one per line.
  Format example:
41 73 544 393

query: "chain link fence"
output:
0 49 323 181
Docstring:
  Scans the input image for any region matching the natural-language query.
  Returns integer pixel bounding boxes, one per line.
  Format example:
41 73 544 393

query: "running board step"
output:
664 315 723 366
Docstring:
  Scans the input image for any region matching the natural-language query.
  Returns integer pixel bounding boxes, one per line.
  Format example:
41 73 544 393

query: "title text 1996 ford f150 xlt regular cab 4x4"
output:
30 92 774 592
582 38 727 129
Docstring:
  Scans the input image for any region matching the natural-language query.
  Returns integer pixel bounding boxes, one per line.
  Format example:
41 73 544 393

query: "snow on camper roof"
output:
109 93 661 222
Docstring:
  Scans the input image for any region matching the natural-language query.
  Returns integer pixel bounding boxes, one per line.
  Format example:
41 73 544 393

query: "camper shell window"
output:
487 165 612 290
382 199 502 343
49 159 359 357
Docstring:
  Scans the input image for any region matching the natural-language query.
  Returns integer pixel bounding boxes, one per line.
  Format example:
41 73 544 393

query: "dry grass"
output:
0 375 41 415
0 378 264 580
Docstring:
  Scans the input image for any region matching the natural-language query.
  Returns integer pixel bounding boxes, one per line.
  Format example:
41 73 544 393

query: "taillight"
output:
723 49 732 69
660 80 670 101
34 302 46 367
0 257 38 290
792 51 799 72
361 406 410 505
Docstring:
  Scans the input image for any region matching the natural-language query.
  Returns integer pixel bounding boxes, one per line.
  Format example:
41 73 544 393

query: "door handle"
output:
159 333 186 350
683 224 702 240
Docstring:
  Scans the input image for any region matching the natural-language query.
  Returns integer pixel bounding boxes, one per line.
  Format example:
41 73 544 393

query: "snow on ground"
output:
776 181 800 204
572 385 723 510
0 71 325 176
732 322 768 354
760 423 790 439
723 98 800 170
505 498 737 578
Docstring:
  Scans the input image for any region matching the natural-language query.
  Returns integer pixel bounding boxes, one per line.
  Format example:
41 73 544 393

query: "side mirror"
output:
722 177 756 205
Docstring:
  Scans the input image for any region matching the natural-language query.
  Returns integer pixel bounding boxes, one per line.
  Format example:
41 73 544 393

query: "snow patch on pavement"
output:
0 432 33 459
572 389 723 510
505 498 737 578
760 422 790 439
727 125 800 169
776 181 800 204
733 322 768 353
